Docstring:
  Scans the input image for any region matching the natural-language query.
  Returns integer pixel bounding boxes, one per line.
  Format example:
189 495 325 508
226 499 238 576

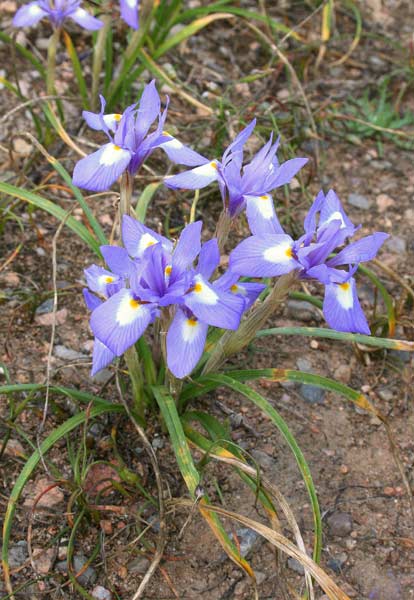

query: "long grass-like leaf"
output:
0 31 46 78
0 181 101 255
256 327 414 351
134 182 161 222
62 30 90 109
359 264 396 336
190 374 323 565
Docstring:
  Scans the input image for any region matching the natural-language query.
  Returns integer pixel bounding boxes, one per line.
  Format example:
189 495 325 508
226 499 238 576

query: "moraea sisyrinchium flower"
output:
83 217 262 378
119 0 139 29
72 80 206 192
13 0 103 30
164 121 308 221
229 189 389 334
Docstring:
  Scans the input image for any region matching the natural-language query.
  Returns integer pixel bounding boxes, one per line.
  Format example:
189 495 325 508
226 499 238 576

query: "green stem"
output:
46 27 61 96
91 13 111 111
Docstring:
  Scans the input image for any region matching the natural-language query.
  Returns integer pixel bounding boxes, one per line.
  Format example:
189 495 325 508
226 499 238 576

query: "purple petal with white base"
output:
245 193 284 235
13 2 47 26
166 309 208 378
84 265 121 297
323 278 370 334
164 161 219 190
120 0 139 29
159 134 208 166
90 289 155 355
91 338 116 375
70 6 103 29
122 215 172 258
230 234 300 277
73 143 132 192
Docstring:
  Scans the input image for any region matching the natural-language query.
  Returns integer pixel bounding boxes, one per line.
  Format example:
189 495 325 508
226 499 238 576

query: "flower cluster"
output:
229 189 388 334
73 80 206 192
13 0 103 30
84 217 264 378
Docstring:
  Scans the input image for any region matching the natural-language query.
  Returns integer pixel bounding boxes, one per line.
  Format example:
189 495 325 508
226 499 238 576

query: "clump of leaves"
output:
334 80 414 151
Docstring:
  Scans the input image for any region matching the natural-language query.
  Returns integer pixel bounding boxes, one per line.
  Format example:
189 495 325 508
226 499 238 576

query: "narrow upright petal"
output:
245 194 284 236
100 245 135 277
323 278 370 334
197 239 220 279
319 189 354 232
172 221 202 273
166 309 208 378
222 119 256 165
73 143 132 191
70 7 103 30
230 234 300 277
184 274 244 330
134 80 161 143
266 157 308 189
164 161 219 190
119 0 139 29
13 2 47 26
90 289 155 355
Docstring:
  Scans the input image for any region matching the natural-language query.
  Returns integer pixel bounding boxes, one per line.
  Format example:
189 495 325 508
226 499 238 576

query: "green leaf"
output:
359 264 396 336
0 181 101 256
256 326 414 351
182 374 323 564
62 31 90 109
152 385 200 496
134 182 161 222
0 31 46 78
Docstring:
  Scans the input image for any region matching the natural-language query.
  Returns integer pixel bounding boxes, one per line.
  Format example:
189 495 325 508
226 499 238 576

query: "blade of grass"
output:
0 32 46 78
134 182 161 222
62 30 90 109
0 181 101 256
359 264 396 336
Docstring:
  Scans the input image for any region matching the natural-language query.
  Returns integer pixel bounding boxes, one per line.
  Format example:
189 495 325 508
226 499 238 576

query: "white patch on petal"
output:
116 293 143 326
29 3 42 14
137 232 158 257
99 144 130 166
231 284 246 296
322 210 346 229
192 161 218 179
162 137 183 150
126 0 137 6
74 7 88 18
249 194 274 219
103 113 122 132
263 241 293 263
182 318 200 343
335 282 354 310
191 275 218 305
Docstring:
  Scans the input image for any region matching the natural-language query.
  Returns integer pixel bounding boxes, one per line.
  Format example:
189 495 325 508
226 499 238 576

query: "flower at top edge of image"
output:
13 0 103 30
72 80 207 192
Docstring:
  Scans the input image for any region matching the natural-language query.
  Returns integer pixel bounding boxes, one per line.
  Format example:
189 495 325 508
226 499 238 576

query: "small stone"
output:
348 193 372 210
3 272 20 286
299 384 325 405
232 528 260 557
289 177 301 190
310 340 319 349
376 193 395 212
296 357 312 372
92 586 112 600
340 464 349 474
92 368 113 384
251 450 275 471
129 557 150 574
8 542 28 567
255 571 266 585
287 557 305 574
152 436 164 450
334 364 352 384
35 298 54 315
404 208 414 225
287 300 322 322
3 438 25 457
327 512 353 537
327 557 343 575
54 345 87 361
386 236 406 254
370 160 392 170
100 520 112 534
57 554 97 586
35 308 68 326
24 478 64 508
32 548 55 574
12 137 32 156
118 565 128 579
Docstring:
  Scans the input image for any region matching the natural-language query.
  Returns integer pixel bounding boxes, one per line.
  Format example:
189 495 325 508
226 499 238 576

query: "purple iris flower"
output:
83 217 260 378
229 189 389 334
164 121 308 219
72 80 206 192
119 0 139 29
13 0 103 30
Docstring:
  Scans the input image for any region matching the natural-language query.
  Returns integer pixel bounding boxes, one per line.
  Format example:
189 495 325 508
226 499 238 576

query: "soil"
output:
1 1 413 599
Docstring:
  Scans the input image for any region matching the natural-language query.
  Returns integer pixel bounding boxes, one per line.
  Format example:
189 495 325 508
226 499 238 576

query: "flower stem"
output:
202 271 298 374
120 172 146 418
91 12 111 111
46 27 61 96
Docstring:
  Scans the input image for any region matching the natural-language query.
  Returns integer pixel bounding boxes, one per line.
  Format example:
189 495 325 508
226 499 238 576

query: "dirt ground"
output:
1 1 414 599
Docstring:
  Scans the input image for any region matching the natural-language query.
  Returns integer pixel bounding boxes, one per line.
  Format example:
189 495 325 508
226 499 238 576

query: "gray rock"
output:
8 541 28 568
287 557 305 574
370 160 392 171
57 554 97 586
327 555 346 574
327 512 353 537
152 436 164 450
92 586 112 600
54 345 87 361
92 368 113 385
232 528 261 558
386 236 406 254
251 450 275 471
35 298 54 315
287 300 322 322
300 384 326 404
389 350 411 364
129 557 150 574
348 193 372 210
296 358 312 372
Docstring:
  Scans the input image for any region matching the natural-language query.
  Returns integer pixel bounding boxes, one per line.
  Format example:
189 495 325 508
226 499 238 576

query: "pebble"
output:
251 449 275 472
376 193 395 212
57 554 97 586
334 364 352 384
92 586 112 600
24 478 64 508
327 511 353 537
35 298 54 315
54 345 87 361
32 547 55 574
35 308 68 326
152 436 164 450
3 438 25 457
386 236 406 253
296 357 326 404
370 160 392 170
129 556 150 574
389 350 411 364
8 541 28 567
348 193 372 210
232 528 260 557
92 368 113 384
287 299 322 322
287 557 305 575
326 552 347 574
